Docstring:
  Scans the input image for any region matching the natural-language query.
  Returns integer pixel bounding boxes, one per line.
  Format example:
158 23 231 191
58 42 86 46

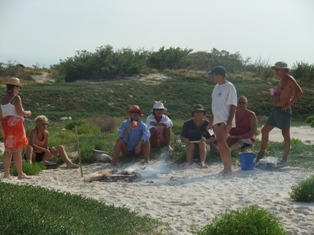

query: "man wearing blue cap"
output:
208 66 237 176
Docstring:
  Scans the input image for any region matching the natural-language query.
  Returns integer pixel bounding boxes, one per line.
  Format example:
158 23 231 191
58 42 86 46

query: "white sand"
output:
1 126 314 234
3 158 314 235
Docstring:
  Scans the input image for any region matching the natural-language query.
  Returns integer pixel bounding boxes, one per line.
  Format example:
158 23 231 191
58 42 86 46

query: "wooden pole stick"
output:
75 125 83 177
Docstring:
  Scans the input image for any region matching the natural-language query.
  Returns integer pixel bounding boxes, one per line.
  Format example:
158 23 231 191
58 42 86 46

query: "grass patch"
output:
194 206 287 235
0 182 163 235
10 161 45 176
289 175 314 202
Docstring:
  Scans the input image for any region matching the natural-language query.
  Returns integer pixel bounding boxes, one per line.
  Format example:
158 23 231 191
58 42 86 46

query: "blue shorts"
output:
266 107 291 130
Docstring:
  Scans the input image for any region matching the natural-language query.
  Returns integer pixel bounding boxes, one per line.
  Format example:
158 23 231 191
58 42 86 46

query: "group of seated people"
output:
111 97 257 167
20 97 256 169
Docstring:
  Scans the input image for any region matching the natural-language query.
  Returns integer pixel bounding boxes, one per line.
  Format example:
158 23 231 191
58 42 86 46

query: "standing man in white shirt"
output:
208 66 237 176
146 101 173 151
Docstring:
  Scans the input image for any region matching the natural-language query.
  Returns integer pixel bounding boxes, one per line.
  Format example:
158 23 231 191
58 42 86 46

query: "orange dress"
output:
1 116 28 150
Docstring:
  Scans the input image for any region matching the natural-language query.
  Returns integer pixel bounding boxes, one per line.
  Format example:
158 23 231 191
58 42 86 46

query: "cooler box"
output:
239 152 257 170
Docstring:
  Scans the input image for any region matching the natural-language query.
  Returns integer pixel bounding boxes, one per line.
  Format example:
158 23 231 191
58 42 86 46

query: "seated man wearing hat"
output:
111 105 151 165
180 104 216 168
146 101 173 151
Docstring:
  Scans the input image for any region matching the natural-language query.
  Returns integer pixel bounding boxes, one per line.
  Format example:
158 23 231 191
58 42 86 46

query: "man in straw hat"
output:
257 61 303 164
146 101 173 151
1 77 32 179
181 104 216 168
111 105 150 165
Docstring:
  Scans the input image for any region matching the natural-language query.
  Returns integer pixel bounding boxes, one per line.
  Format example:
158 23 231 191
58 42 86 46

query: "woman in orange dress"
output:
1 77 31 179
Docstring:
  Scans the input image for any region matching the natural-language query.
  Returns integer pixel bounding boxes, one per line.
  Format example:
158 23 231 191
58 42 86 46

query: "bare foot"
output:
18 173 31 179
256 152 264 162
66 163 79 169
182 162 193 168
200 163 209 169
218 169 232 176
143 160 149 165
278 159 288 165
3 174 12 179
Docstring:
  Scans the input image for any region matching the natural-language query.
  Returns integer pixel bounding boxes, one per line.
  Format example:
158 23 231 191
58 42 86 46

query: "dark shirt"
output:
181 119 213 141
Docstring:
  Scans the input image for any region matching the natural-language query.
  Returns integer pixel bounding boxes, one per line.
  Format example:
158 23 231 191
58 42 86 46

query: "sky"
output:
0 0 313 68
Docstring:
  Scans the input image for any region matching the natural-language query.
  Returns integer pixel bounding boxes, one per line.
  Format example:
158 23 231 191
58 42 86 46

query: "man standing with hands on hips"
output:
257 61 303 164
208 66 237 176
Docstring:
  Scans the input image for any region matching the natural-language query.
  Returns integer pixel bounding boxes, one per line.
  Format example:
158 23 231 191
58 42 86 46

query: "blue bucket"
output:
239 152 257 170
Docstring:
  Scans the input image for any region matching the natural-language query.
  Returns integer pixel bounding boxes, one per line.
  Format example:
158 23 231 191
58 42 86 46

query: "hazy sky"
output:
0 0 313 68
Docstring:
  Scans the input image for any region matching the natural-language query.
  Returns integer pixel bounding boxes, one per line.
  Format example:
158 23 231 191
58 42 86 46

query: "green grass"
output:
0 182 164 235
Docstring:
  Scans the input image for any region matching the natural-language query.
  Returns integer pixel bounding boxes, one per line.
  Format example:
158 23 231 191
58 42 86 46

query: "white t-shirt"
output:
211 81 237 127
146 114 173 135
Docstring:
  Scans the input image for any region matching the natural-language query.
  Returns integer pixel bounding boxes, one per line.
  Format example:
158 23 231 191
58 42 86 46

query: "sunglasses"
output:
42 123 48 126
15 85 21 89
130 111 140 114
238 101 246 104
210 73 217 77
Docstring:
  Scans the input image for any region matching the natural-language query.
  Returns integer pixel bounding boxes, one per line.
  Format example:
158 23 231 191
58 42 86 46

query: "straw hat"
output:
6 77 21 86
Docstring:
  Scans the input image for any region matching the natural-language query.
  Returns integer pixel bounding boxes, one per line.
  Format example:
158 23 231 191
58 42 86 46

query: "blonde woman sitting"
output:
26 115 78 168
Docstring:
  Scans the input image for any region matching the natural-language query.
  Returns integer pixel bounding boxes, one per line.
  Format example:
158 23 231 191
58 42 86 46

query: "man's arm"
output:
289 78 303 108
226 104 236 132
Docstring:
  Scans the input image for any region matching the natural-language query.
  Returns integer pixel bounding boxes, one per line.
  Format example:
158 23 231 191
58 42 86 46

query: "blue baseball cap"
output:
208 66 226 77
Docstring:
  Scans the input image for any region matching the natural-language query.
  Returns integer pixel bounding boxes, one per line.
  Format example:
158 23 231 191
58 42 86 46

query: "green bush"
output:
65 119 88 130
289 175 314 202
305 115 314 127
195 206 287 235
10 161 45 176
65 119 100 136
305 115 314 123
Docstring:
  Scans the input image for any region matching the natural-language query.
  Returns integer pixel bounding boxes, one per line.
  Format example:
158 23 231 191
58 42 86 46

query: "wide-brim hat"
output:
151 101 167 112
127 105 144 117
192 104 206 115
271 61 290 71
6 77 21 86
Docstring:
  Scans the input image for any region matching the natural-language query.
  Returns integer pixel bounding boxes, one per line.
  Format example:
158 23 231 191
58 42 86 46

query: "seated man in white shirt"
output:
146 101 173 151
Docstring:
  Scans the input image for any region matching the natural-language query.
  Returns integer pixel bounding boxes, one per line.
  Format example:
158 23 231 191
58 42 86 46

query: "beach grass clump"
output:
10 161 45 176
289 175 314 202
195 206 287 235
305 115 314 127
0 182 164 235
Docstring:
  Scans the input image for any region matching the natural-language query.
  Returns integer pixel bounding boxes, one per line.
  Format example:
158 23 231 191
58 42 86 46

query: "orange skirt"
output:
1 116 28 150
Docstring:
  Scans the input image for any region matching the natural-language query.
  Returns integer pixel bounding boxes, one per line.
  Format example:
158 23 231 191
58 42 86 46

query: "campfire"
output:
85 168 141 182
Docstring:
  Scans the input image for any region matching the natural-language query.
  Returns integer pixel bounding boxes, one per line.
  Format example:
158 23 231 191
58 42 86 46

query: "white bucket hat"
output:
152 101 167 112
